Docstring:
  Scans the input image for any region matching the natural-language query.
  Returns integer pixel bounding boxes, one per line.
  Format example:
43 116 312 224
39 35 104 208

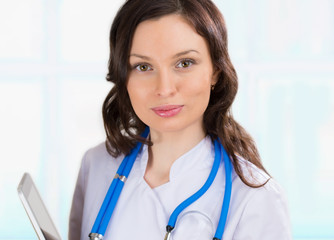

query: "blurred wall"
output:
0 0 333 239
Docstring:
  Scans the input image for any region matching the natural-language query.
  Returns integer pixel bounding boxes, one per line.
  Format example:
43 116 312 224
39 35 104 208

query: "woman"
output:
69 0 292 239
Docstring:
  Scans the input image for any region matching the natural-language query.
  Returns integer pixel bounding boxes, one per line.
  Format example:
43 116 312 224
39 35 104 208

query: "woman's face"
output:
127 14 216 135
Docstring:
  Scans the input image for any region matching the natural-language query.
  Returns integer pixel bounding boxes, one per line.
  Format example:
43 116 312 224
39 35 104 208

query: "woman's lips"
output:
151 105 184 118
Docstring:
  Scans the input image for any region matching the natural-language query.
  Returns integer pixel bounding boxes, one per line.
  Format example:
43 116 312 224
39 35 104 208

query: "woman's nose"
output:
154 69 177 97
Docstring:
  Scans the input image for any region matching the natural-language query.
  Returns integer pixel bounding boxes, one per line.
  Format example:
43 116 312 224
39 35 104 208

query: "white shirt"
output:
68 137 292 240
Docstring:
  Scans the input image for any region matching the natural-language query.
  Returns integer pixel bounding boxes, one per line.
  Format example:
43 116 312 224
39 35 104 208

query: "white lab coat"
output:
69 136 292 240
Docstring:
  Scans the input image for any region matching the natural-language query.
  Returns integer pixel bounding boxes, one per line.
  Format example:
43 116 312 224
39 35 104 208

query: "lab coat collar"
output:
138 136 214 184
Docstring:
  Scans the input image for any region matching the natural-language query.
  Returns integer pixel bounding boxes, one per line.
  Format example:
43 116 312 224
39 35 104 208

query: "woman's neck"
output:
144 126 206 188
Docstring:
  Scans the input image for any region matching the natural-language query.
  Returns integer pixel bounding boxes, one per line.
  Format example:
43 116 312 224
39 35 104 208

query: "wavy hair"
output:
102 0 270 187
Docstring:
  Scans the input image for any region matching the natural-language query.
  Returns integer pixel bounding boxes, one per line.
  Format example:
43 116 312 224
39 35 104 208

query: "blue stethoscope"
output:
89 127 232 240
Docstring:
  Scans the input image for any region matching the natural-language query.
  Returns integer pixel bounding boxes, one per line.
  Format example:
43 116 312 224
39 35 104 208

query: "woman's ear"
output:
211 69 219 86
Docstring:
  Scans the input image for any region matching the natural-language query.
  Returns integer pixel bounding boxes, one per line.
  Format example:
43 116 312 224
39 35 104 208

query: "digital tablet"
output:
17 173 62 240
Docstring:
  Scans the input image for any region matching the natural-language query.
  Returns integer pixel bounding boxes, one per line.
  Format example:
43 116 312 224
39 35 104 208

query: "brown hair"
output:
102 0 270 187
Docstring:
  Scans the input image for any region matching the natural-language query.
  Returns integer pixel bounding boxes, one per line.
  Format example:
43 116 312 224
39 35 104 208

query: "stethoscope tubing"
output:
91 128 150 235
166 139 222 228
90 127 232 240
213 142 232 240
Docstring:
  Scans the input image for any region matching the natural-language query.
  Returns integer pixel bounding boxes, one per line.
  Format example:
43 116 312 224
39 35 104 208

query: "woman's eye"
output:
176 59 194 68
135 64 152 72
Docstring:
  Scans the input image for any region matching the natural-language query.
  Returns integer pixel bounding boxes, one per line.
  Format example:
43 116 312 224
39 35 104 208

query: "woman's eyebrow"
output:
129 50 199 60
129 53 151 60
173 49 199 58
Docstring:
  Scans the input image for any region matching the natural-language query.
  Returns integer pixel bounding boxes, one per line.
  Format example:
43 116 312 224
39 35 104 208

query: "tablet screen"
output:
18 173 61 240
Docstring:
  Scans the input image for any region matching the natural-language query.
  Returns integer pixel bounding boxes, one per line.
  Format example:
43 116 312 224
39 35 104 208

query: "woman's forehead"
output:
130 14 209 61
